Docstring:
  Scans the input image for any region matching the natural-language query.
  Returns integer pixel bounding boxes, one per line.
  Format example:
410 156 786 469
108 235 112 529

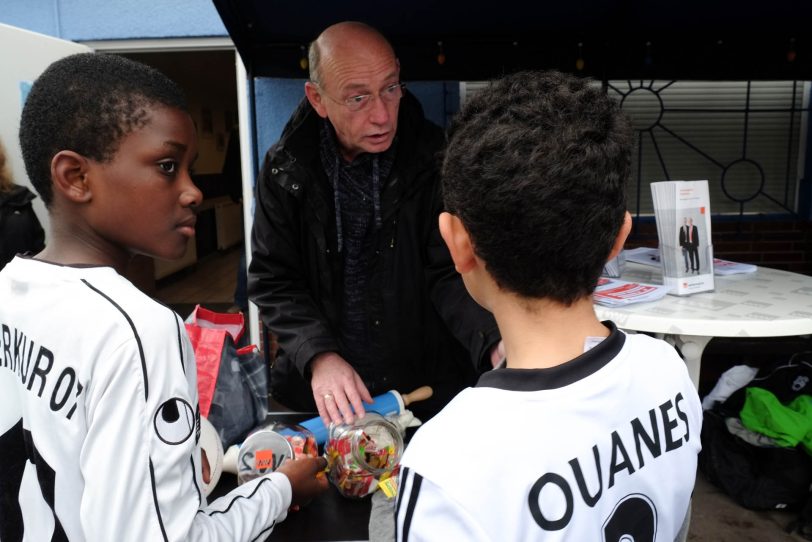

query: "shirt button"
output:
374 319 381 326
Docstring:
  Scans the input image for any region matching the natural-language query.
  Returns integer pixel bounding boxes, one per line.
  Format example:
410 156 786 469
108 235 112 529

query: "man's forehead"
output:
319 38 397 87
322 67 398 97
336 68 399 91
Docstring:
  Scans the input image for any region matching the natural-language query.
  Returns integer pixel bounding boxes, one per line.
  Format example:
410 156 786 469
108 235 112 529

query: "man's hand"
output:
489 340 506 368
276 456 329 507
310 352 374 425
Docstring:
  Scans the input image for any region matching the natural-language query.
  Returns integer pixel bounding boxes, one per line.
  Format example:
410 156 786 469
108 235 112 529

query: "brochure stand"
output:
651 180 715 296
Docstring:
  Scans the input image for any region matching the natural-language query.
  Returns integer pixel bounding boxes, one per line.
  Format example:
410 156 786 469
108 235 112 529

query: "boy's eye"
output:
159 161 177 174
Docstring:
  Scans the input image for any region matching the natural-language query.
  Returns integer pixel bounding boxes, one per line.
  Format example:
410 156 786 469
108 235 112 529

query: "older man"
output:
248 21 501 426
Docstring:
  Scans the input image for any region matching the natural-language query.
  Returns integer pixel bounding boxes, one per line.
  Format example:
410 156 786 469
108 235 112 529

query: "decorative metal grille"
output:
608 80 810 221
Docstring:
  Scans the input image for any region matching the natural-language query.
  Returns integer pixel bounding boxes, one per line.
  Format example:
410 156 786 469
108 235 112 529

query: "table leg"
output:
669 335 713 390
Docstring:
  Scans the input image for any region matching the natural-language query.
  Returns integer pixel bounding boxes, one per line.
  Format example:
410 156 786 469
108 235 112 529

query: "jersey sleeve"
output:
188 472 292 541
79 313 291 541
395 466 489 542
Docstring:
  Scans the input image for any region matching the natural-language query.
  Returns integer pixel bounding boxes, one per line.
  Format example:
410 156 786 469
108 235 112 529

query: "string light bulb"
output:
576 42 585 71
436 41 446 65
299 45 308 71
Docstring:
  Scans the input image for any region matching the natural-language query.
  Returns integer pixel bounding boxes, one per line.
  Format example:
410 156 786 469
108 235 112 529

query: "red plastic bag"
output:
185 305 268 446
185 305 243 417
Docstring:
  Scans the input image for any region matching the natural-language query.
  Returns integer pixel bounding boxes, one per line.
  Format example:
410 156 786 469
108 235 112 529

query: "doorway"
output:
121 49 245 318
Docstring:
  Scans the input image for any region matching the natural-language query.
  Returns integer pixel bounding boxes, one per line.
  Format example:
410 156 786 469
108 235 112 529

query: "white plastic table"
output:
594 263 812 388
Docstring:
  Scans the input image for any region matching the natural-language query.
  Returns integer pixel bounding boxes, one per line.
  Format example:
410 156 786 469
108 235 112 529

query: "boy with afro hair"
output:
0 52 326 541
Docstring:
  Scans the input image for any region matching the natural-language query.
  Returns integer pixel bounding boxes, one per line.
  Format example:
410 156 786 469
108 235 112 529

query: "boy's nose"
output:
181 176 203 207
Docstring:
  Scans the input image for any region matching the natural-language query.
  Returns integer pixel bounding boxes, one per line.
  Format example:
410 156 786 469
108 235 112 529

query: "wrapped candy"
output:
325 412 403 499
236 422 318 484
268 422 319 459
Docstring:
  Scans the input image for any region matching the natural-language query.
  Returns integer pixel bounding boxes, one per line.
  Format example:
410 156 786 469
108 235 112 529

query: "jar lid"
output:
236 429 294 484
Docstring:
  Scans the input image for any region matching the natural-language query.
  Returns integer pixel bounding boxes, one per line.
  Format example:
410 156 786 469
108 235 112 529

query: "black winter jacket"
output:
248 93 499 417
0 185 45 271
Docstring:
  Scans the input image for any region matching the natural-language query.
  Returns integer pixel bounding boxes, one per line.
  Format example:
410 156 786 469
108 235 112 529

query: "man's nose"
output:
367 94 390 124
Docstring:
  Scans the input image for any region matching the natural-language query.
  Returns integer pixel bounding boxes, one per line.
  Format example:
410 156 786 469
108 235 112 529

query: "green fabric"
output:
739 387 812 453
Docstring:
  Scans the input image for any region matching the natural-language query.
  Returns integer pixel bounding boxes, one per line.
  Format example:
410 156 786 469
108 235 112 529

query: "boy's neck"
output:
492 294 609 370
36 225 130 273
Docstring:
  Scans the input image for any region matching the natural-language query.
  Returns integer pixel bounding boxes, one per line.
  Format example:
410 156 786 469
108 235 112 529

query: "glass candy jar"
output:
325 412 403 499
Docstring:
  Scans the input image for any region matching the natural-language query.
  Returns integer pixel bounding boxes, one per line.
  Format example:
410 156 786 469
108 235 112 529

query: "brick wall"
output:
626 219 812 276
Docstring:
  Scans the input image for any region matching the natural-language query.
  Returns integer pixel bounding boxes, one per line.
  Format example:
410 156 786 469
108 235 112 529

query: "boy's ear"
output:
51 151 92 203
607 211 632 261
439 212 477 274
304 81 329 119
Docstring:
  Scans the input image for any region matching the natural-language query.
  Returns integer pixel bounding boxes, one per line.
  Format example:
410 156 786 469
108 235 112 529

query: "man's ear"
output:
304 81 329 119
607 211 632 261
439 212 477 274
51 151 92 203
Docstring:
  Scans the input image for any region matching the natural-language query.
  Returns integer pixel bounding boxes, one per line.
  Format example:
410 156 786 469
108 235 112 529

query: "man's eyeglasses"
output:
315 82 405 112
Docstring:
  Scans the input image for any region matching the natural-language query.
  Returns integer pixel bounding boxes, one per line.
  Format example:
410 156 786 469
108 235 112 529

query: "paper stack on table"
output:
623 247 757 276
650 180 715 295
624 247 664 268
712 258 758 275
602 250 626 278
593 277 669 307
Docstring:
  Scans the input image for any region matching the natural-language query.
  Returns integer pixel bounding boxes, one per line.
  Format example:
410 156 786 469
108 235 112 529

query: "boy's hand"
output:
276 456 329 507
201 449 211 484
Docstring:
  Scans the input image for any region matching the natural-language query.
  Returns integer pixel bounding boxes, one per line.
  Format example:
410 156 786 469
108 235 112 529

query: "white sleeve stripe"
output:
400 469 423 542
189 456 202 507
395 466 410 540
81 279 150 400
171 311 186 375
395 466 407 513
148 458 171 542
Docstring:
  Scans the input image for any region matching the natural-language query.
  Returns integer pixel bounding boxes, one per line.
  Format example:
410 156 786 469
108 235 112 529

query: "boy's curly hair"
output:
443 70 633 305
19 53 188 206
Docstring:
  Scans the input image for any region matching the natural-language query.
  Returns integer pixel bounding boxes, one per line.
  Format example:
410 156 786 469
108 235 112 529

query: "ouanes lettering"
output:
528 393 689 530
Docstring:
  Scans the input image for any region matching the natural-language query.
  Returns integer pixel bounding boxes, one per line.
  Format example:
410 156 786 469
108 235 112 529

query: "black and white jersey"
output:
396 324 702 541
0 257 291 541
